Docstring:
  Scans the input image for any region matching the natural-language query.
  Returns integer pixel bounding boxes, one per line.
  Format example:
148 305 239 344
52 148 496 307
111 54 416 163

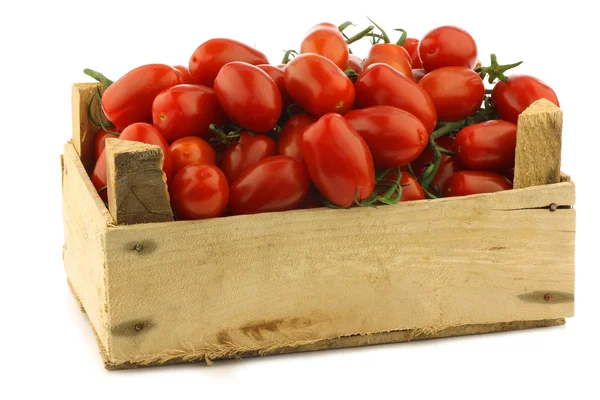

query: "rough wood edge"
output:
102 319 566 370
72 83 102 174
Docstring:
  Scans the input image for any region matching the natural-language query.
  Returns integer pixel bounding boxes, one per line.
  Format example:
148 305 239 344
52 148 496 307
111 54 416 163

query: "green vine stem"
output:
345 25 375 45
338 21 355 32
419 136 443 189
422 187 438 199
476 54 523 84
209 124 243 144
83 68 114 89
431 108 498 140
281 50 298 64
367 17 390 43
394 28 408 45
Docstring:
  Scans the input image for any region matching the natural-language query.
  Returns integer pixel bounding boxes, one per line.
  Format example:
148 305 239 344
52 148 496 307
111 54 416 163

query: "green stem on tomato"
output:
366 17 390 43
422 187 438 199
419 136 443 189
431 108 498 140
394 28 408 45
476 54 523 84
345 25 375 45
338 21 355 32
281 49 298 64
83 68 114 89
485 88 493 95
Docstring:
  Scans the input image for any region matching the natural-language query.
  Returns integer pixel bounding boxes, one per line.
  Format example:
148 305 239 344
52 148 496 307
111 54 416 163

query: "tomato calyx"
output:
83 68 114 90
87 88 119 135
345 25 375 45
338 21 356 35
281 50 298 64
209 124 244 145
344 68 359 82
394 28 407 46
476 54 523 84
365 18 408 46
286 103 306 117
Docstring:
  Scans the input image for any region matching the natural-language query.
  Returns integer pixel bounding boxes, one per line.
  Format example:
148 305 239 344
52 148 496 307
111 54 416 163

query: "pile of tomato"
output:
85 20 560 220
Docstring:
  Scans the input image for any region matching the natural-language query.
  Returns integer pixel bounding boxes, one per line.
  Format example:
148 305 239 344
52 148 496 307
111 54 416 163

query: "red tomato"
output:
444 170 512 197
277 114 317 163
220 132 276 183
503 168 514 183
355 63 437 133
188 38 269 87
346 54 363 74
379 170 425 201
456 120 517 171
173 65 193 84
362 44 412 77
299 195 323 209
169 164 229 220
95 129 119 161
277 64 287 70
92 148 109 201
120 123 173 180
419 66 485 122
491 75 560 124
284 53 355 116
345 105 428 168
412 68 427 82
152 84 223 143
101 64 183 131
419 26 478 72
229 156 310 215
170 136 217 174
411 135 462 192
257 64 293 109
302 114 375 207
300 22 349 69
214 62 282 132
402 38 422 69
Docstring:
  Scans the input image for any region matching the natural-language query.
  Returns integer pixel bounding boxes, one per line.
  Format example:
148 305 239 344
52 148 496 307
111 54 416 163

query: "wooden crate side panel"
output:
103 182 575 365
72 83 103 173
62 143 113 350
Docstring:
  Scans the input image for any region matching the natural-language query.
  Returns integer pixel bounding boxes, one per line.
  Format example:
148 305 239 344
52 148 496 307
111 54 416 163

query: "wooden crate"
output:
62 83 575 370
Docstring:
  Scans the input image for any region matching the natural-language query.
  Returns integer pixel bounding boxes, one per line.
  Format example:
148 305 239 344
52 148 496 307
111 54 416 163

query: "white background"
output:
1 0 598 398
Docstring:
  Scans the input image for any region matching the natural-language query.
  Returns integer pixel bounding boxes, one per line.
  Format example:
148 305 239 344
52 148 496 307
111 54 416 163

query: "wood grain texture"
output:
62 143 112 351
72 83 102 173
101 182 575 365
514 99 563 189
105 139 173 225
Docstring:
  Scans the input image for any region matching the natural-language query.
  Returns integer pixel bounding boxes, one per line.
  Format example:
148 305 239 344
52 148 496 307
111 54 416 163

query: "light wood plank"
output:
72 83 103 173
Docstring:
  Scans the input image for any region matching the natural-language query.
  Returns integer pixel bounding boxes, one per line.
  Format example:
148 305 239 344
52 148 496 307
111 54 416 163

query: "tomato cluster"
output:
85 20 559 220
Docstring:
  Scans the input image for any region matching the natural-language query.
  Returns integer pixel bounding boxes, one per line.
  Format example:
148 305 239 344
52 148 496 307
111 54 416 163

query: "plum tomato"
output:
170 136 217 175
362 44 412 77
284 53 355 116
419 26 478 72
378 170 425 201
173 65 193 84
302 114 375 207
214 62 282 133
419 66 485 122
300 22 349 69
345 105 428 168
119 122 173 180
444 170 512 197
412 68 427 82
346 54 363 74
229 156 310 215
220 132 276 183
411 135 462 192
277 114 317 163
402 38 422 69
95 129 119 161
169 164 229 220
456 120 517 171
257 64 293 109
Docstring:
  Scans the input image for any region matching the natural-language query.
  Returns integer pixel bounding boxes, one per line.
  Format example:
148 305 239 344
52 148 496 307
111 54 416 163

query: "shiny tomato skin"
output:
456 120 517 171
101 64 183 131
169 164 229 220
214 62 282 133
378 170 425 201
300 22 349 69
257 64 293 109
173 65 193 84
362 44 412 77
152 84 223 143
92 148 109 201
284 53 355 117
170 136 217 175
302 114 375 207
491 75 560 124
119 123 174 180
419 66 485 122
229 156 310 215
419 26 478 72
95 129 119 161
277 114 317 163
402 38 422 69
355 63 437 133
411 135 462 192
412 68 427 82
345 105 428 168
444 170 512 197
346 54 363 74
188 38 269 87
220 132 276 183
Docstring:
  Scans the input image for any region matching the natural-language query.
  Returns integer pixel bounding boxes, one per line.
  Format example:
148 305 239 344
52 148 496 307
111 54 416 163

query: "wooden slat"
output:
72 83 102 173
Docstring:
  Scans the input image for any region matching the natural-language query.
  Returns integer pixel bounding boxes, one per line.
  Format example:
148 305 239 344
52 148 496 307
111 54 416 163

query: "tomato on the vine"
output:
419 26 478 72
345 105 428 168
444 170 512 197
302 114 375 207
277 114 317 163
401 38 422 69
346 54 363 74
456 120 517 171
284 53 355 116
411 135 462 193
378 170 425 201
419 66 485 122
173 65 193 84
362 44 412 77
300 22 349 69
229 156 310 215
94 129 119 161
214 62 282 133
355 63 437 133
491 75 559 124
257 64 293 109
170 136 217 174
220 132 276 183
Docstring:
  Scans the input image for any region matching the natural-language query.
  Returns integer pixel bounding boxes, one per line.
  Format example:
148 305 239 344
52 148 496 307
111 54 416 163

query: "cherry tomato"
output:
302 114 375 207
277 114 317 163
94 129 119 161
152 84 223 143
189 38 269 87
402 38 422 69
378 170 425 201
170 136 217 175
101 64 183 131
214 62 282 133
119 123 173 180
257 64 293 109
491 75 560 124
412 68 427 82
419 26 478 72
173 65 193 83
355 63 437 133
169 164 229 220
220 132 276 183
419 66 485 122
346 54 363 74
444 170 512 197
284 53 355 117
456 120 517 171
411 135 462 192
229 156 310 215
345 105 428 168
300 22 349 69
362 44 412 77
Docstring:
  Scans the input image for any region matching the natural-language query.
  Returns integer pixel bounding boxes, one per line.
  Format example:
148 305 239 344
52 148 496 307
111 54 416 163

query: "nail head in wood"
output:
544 293 552 301
134 244 143 252
549 203 558 212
